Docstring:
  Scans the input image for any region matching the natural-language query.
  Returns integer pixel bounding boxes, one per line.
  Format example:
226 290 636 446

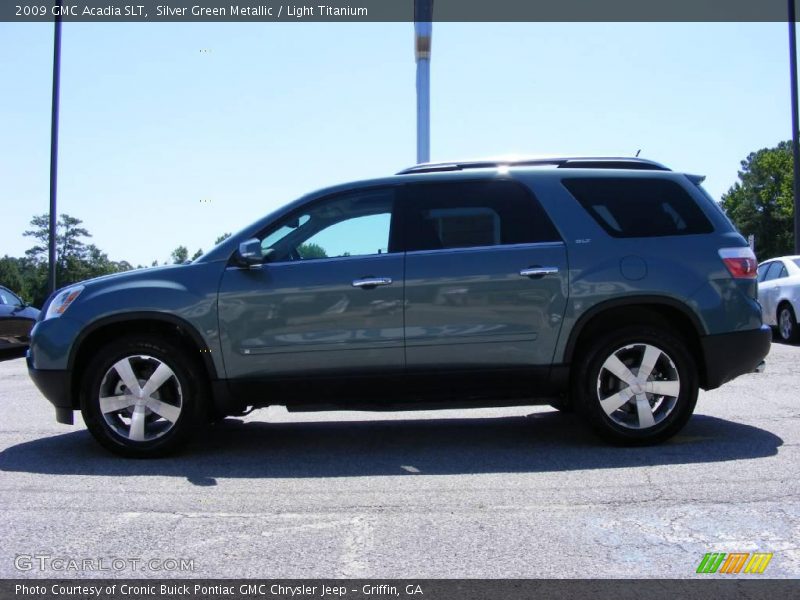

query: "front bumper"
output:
27 353 73 424
701 325 772 390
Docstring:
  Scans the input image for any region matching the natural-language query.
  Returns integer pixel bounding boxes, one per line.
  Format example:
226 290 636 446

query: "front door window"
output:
260 189 395 261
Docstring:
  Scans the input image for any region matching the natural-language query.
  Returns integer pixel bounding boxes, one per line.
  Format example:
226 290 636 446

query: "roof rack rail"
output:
396 156 671 175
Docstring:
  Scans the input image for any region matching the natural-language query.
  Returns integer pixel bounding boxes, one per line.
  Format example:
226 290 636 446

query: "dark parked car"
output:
0 286 40 352
27 156 771 457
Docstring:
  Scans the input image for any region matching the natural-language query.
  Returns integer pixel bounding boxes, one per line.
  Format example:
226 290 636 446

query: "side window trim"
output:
268 250 401 267
403 240 566 257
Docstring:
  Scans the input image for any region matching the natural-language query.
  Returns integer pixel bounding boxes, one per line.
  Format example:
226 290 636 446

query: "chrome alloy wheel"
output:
98 355 183 442
596 343 680 430
779 307 794 341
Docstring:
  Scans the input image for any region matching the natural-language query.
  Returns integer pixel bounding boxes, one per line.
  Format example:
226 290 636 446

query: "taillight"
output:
718 247 758 279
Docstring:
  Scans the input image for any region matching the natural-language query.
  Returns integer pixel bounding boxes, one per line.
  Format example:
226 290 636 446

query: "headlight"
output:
44 285 85 320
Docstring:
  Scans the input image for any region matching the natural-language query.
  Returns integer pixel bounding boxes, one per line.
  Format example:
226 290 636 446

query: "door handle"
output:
519 266 559 278
352 277 393 289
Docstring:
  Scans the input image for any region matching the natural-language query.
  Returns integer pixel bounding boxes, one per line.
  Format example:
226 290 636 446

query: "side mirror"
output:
238 238 265 266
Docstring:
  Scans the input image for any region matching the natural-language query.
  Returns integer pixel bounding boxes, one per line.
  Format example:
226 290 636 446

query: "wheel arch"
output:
563 296 709 387
777 298 796 319
68 312 218 410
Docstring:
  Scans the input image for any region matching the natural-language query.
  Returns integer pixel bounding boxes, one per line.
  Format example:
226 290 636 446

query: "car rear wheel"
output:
777 304 798 343
573 326 698 445
80 335 208 457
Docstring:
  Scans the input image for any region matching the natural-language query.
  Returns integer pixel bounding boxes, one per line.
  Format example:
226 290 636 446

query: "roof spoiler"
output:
685 173 707 184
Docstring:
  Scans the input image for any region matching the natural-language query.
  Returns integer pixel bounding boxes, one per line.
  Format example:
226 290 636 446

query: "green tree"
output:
191 248 203 261
23 213 91 265
58 214 91 261
0 256 27 299
81 244 132 279
720 141 795 259
18 213 130 307
6 258 48 306
170 246 189 264
297 243 327 259
214 232 232 245
21 214 50 261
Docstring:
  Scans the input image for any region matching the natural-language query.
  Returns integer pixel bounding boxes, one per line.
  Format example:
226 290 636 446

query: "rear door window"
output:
402 180 560 251
562 178 714 238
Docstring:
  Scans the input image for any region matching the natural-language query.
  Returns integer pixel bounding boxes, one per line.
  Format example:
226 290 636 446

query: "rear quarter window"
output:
562 177 714 238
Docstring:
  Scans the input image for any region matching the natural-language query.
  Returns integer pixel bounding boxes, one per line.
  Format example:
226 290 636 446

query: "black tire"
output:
572 326 698 445
777 304 799 343
80 335 208 457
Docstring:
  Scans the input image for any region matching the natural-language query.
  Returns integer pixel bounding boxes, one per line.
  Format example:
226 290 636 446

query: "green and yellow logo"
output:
696 552 773 574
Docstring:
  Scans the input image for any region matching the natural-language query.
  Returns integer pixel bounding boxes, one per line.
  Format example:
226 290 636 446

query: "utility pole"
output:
48 2 63 294
790 0 800 253
414 0 433 164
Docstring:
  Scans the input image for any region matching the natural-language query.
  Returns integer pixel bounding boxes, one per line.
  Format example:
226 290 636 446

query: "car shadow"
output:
0 412 783 484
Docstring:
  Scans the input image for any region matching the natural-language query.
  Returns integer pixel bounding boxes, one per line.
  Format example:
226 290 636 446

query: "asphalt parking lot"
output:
0 342 797 579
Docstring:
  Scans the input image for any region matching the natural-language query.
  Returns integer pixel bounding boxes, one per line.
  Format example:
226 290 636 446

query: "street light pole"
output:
48 2 63 294
414 1 433 164
790 0 800 254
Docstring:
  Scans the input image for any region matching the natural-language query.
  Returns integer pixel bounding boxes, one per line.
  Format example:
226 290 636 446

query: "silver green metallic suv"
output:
27 157 772 457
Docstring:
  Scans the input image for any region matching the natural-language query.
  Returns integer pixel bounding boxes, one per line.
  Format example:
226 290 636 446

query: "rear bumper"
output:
701 325 771 390
26 353 74 424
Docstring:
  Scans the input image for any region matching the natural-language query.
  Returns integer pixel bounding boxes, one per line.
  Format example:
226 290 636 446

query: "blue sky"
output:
0 22 794 266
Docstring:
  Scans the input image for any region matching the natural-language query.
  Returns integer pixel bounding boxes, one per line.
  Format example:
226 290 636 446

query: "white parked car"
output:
757 255 800 342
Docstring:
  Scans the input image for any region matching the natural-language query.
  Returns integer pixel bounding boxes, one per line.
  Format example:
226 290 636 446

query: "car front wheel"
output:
80 335 208 457
573 326 698 445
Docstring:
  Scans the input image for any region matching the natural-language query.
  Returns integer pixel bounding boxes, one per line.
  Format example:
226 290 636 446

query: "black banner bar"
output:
2 0 800 23
2 580 800 600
